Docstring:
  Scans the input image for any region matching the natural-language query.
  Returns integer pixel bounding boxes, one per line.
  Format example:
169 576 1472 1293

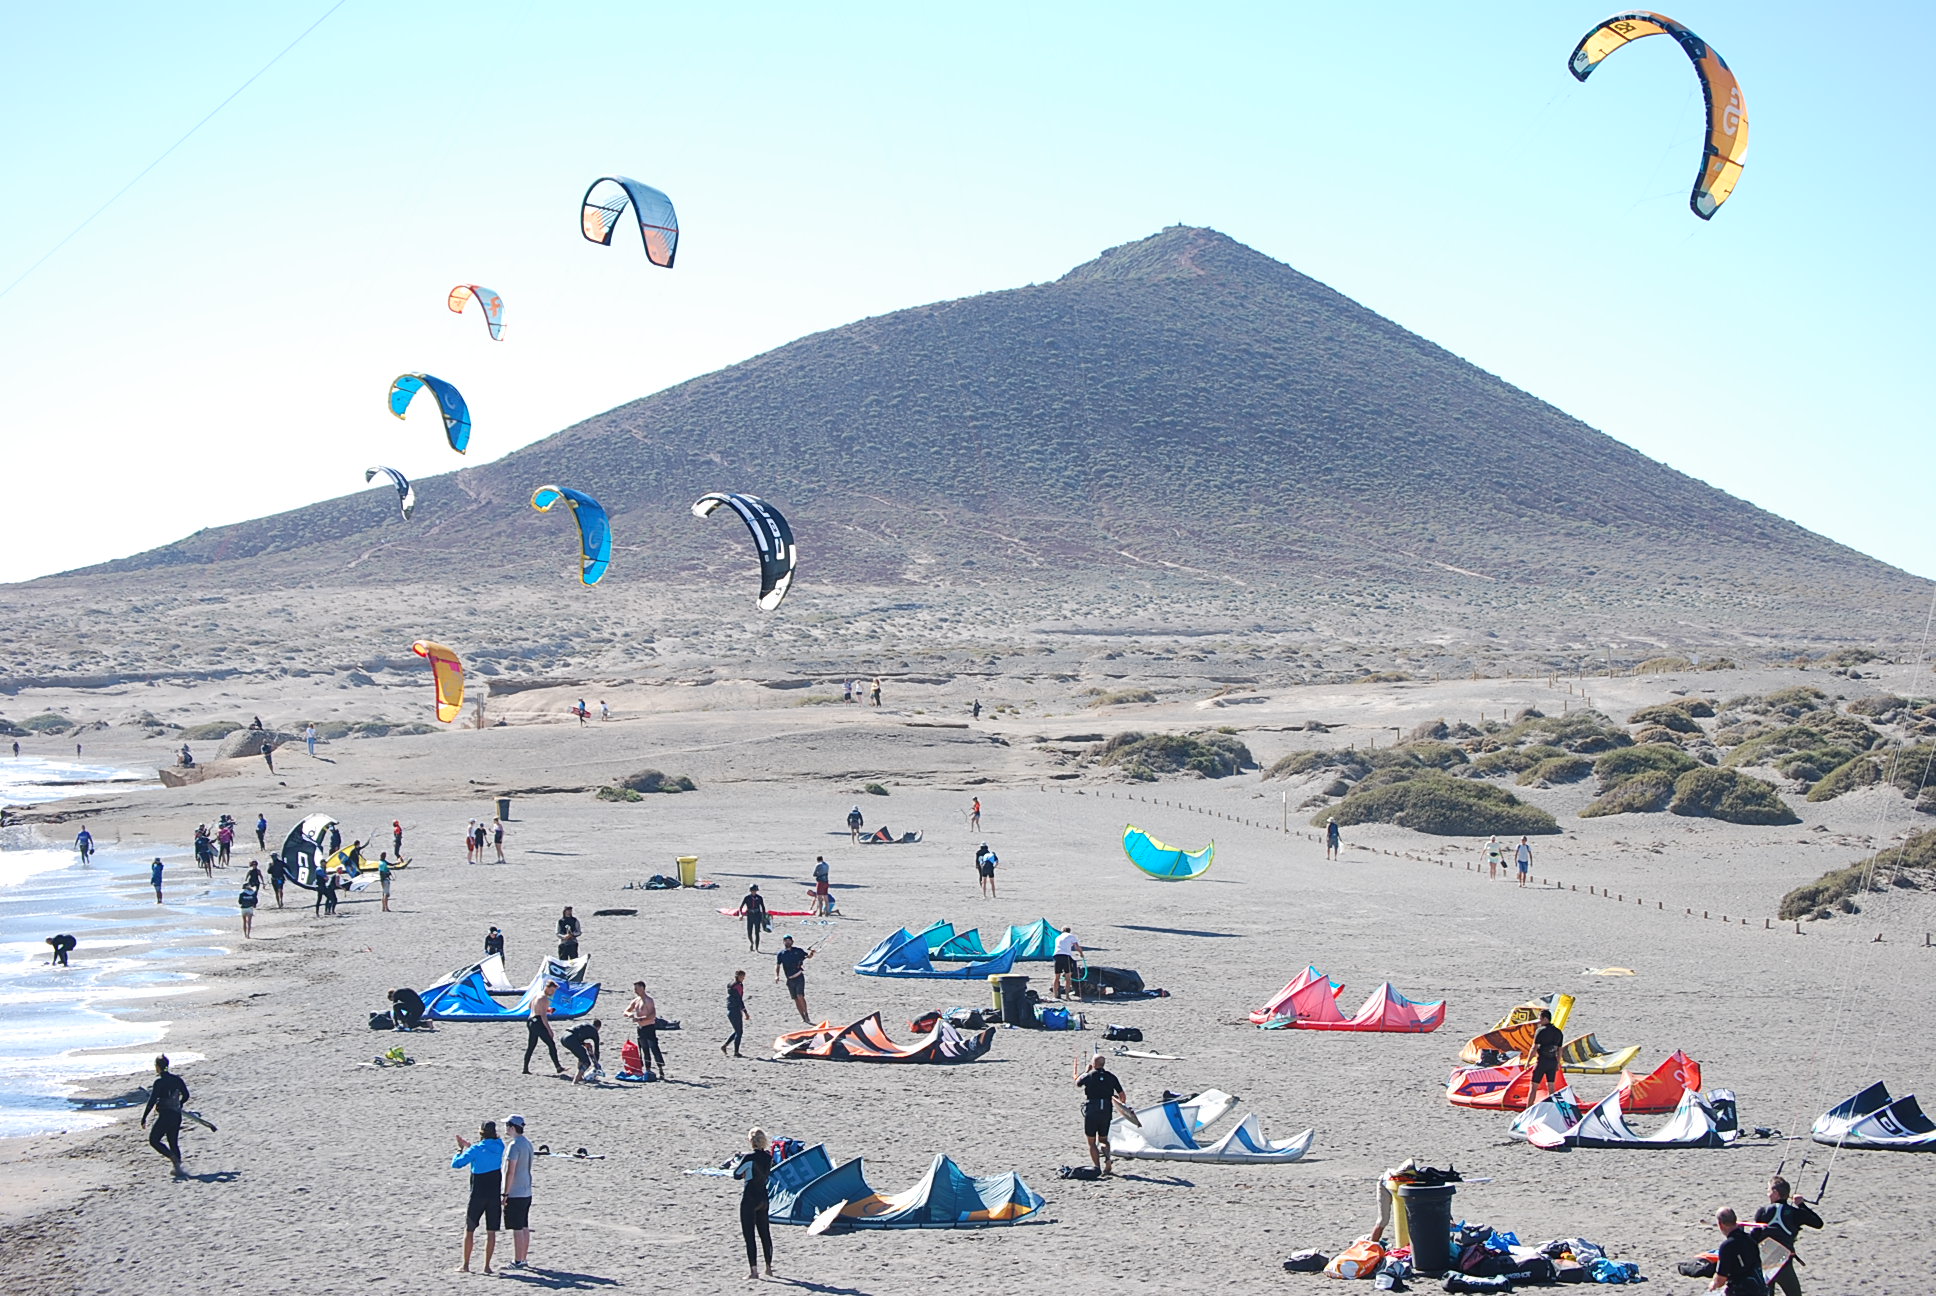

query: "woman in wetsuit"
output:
733 1128 776 1280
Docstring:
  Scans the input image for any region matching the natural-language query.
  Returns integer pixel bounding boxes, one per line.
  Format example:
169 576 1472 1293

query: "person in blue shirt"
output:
149 858 164 904
74 826 94 862
254 814 268 850
452 1121 505 1274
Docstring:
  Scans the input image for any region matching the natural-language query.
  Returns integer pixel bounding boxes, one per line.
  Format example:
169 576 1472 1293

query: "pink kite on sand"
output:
1258 979 1445 1033
1247 965 1344 1025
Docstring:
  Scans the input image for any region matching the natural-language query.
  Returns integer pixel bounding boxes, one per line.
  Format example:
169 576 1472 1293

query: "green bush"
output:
620 769 698 794
1628 704 1701 734
1519 755 1593 785
180 720 245 740
596 786 644 802
1762 686 1827 715
1095 730 1254 779
1316 771 1558 836
1780 829 1936 920
1806 754 1882 802
1086 688 1157 707
1579 772 1676 817
862 782 889 796
1593 744 1698 793
1632 724 1688 746
1264 750 1362 781
1669 767 1798 825
22 713 71 734
1505 711 1632 754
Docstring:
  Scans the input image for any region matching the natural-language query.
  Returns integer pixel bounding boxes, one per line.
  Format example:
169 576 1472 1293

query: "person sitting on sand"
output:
390 987 427 1030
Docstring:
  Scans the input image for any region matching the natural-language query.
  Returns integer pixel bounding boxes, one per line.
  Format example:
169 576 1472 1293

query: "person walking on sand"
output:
734 1128 778 1280
722 969 749 1057
624 982 667 1077
775 936 814 1023
452 1120 504 1274
1326 818 1340 860
141 1055 190 1177
268 854 286 908
1756 1175 1823 1296
74 825 94 863
1076 1054 1128 1177
238 873 258 938
600 699 610 721
1515 836 1533 888
493 818 506 863
969 797 981 831
150 857 165 904
869 677 882 707
811 855 831 917
1528 1009 1564 1102
1484 835 1503 881
304 724 317 758
216 821 233 866
524 981 566 1076
323 868 340 917
740 884 769 953
261 741 276 775
255 813 267 850
378 855 394 912
847 805 863 844
502 1114 536 1267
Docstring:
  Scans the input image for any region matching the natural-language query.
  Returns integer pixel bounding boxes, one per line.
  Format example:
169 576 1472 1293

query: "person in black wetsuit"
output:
722 970 749 1057
733 1128 776 1280
1075 1054 1126 1176
1709 1207 1767 1295
46 934 76 967
267 854 286 908
740 885 768 953
1529 1009 1564 1102
141 1055 190 1176
556 907 581 961
1755 1176 1823 1296
389 987 427 1030
561 1019 602 1083
484 926 505 959
523 982 565 1076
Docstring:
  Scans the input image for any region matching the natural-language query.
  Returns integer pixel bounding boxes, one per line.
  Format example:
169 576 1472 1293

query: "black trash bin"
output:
1397 1182 1457 1277
989 974 1032 1027
496 797 512 821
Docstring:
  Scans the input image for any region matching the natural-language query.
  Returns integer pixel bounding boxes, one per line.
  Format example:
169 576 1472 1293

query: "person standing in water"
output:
141 1055 190 1177
722 969 749 1057
775 937 814 1024
451 1120 503 1274
733 1128 777 1280
150 857 165 904
740 884 768 953
74 825 94 862
238 873 258 939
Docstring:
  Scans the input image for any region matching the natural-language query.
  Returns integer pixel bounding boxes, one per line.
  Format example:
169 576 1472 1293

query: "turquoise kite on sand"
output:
1122 825 1213 881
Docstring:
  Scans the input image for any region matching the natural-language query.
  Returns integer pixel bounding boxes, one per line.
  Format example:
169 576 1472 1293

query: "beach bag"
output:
368 1012 394 1031
620 1040 645 1075
910 1012 942 1034
946 1008 987 1030
1037 1006 1074 1030
1324 1238 1385 1279
1442 1277 1513 1294
1103 1025 1143 1042
1502 1256 1556 1285
1457 1244 1517 1278
1282 1250 1330 1272
1675 1257 1715 1278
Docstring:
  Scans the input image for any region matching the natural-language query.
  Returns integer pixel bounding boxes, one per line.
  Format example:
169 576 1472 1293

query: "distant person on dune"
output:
1326 818 1340 860
600 700 610 721
261 741 276 775
969 797 981 830
870 678 882 707
393 819 404 856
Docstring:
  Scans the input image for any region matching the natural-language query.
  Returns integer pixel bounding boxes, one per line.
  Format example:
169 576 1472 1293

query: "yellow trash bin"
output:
675 856 699 888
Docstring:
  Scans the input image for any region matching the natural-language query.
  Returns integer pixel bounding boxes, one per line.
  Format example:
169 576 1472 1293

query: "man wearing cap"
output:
503 1114 536 1269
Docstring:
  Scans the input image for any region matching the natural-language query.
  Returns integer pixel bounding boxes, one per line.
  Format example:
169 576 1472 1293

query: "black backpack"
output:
369 1012 395 1031
1103 1025 1143 1042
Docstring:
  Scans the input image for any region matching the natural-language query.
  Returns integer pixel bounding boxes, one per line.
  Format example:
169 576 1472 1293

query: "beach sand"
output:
1 664 1932 1295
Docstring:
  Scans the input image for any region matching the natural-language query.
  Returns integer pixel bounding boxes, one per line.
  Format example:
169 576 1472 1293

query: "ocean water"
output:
0 839 226 1138
0 755 155 812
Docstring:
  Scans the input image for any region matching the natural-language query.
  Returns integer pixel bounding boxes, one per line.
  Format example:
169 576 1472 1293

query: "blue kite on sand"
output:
1122 825 1213 881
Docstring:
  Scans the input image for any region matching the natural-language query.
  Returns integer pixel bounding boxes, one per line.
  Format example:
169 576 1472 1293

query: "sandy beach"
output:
0 661 1931 1295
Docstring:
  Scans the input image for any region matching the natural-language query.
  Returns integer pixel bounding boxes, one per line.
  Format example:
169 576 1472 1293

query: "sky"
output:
0 1 1930 585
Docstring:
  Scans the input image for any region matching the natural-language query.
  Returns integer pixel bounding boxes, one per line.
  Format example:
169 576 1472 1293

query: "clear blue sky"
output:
1 2 1929 584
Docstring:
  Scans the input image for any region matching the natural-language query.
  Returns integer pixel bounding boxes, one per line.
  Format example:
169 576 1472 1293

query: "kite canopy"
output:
1109 1089 1315 1165
854 926 1019 979
278 812 338 888
387 373 471 453
1260 980 1444 1033
447 284 505 339
1813 1083 1936 1152
580 175 679 267
422 968 600 1022
772 1013 995 1064
410 639 465 723
927 917 1061 962
1249 965 1345 1025
365 465 416 520
1488 992 1575 1033
767 1150 1043 1230
1121 826 1213 881
1563 1087 1738 1150
530 485 613 585
442 953 590 996
1618 1050 1703 1113
1559 1033 1642 1075
1568 10 1748 219
691 492 797 610
1447 1063 1540 1111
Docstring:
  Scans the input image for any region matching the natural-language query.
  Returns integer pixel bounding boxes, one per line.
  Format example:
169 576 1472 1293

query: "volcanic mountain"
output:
42 227 1933 652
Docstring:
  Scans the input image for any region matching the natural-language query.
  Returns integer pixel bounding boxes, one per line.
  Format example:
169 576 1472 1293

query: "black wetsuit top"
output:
1754 1200 1822 1251
145 1073 189 1125
742 893 767 921
391 988 426 1027
1532 1024 1563 1061
1077 1068 1123 1118
734 1150 770 1205
1715 1226 1768 1296
557 916 582 940
484 932 504 957
775 947 808 979
728 981 746 1020
561 1023 600 1055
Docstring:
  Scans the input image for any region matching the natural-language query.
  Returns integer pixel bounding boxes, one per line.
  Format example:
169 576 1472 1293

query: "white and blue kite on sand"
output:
1122 825 1213 881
